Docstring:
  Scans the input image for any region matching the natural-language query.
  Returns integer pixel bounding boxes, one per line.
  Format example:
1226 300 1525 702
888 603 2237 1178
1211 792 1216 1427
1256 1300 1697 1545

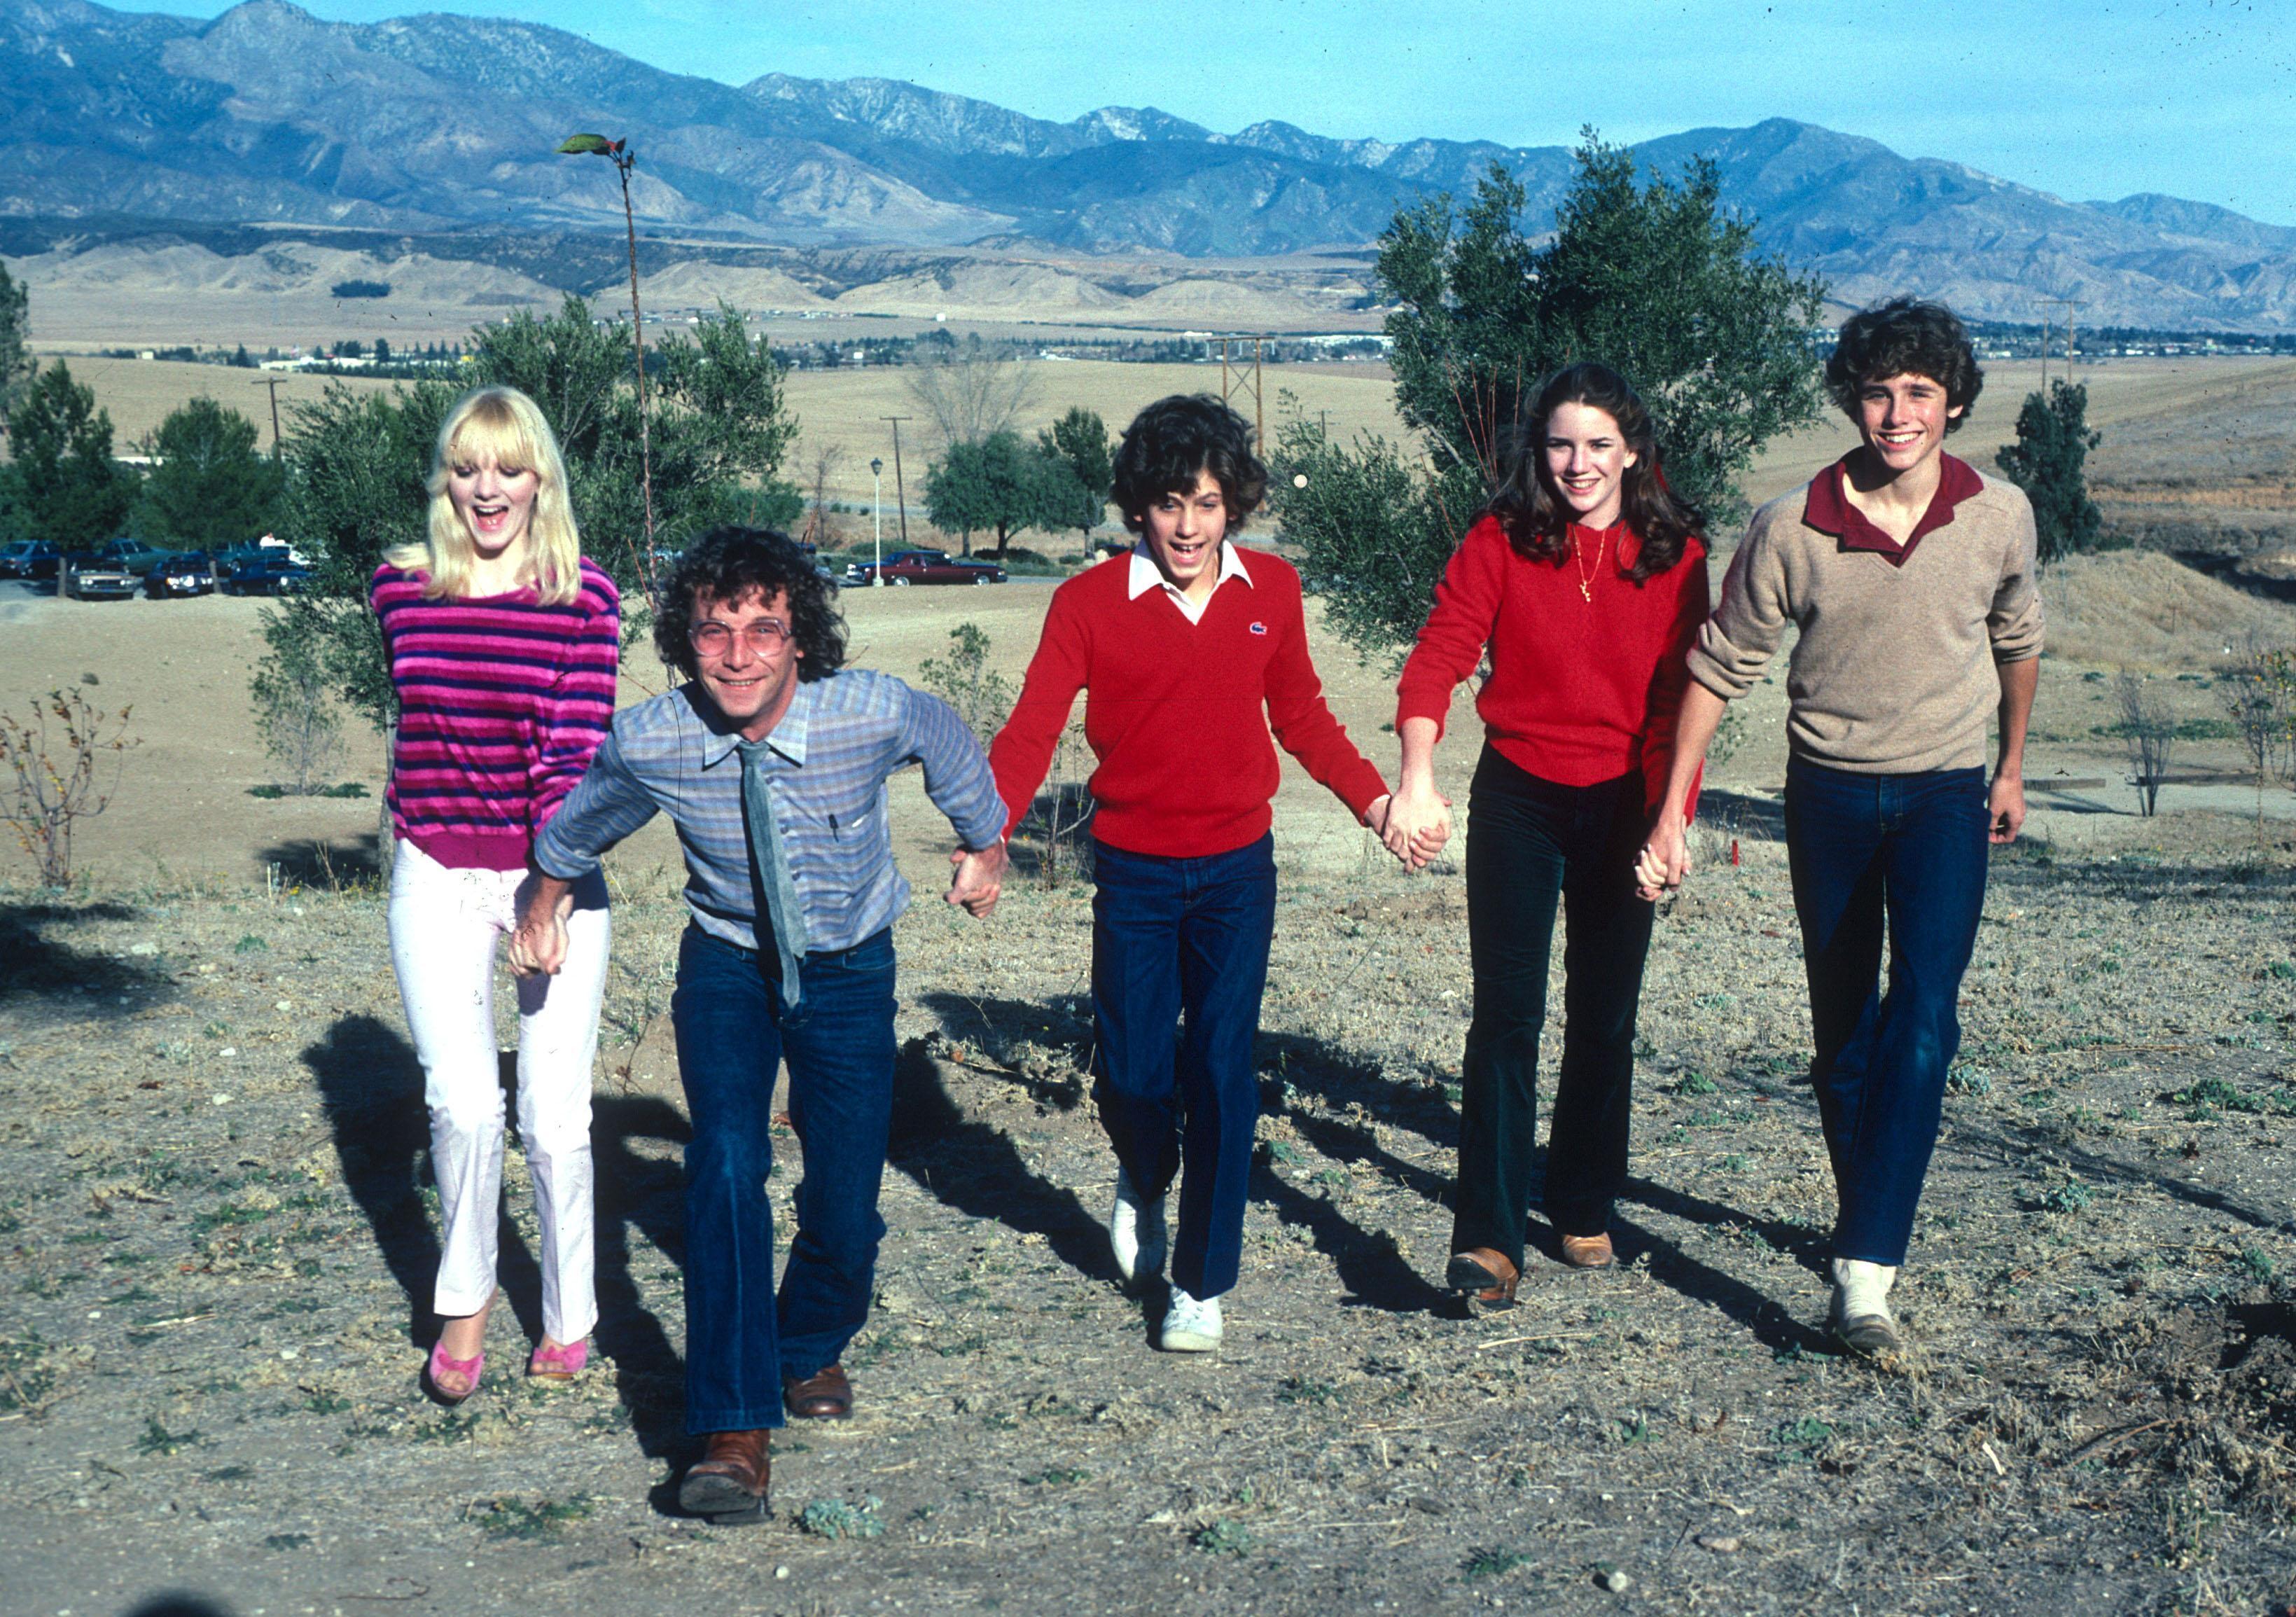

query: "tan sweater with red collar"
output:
1687 456 2044 775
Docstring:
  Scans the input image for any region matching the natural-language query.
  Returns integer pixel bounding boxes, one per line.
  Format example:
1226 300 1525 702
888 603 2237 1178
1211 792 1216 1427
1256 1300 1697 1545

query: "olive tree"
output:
1276 132 1828 658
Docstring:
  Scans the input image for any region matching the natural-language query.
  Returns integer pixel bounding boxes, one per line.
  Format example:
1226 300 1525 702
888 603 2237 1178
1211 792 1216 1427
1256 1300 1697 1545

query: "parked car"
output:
843 548 1008 585
0 540 61 581
145 550 218 598
83 537 176 576
60 553 139 600
221 554 312 595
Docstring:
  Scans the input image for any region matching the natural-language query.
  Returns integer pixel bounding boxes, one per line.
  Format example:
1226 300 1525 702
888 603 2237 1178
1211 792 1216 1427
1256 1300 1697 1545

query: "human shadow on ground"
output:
1949 1112 2296 1237
886 1036 1113 1284
0 898 172 1016
259 832 383 891
905 997 1455 1314
589 1092 693 1461
303 1016 441 1346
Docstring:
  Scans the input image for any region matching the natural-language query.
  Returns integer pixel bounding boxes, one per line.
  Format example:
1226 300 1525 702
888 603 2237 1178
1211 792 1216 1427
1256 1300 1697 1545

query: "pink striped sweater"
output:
372 560 621 871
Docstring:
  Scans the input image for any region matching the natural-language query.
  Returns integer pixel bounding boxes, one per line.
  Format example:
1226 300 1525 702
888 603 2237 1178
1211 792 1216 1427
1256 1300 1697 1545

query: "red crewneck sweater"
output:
989 547 1389 857
1395 514 1709 812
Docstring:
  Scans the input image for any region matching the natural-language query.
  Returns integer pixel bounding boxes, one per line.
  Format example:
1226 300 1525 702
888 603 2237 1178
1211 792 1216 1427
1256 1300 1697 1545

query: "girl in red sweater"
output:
989 395 1396 1352
1385 364 1708 1310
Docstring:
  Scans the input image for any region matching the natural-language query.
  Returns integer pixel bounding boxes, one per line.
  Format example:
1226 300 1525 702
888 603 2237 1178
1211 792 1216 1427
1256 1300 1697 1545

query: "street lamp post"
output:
870 457 885 587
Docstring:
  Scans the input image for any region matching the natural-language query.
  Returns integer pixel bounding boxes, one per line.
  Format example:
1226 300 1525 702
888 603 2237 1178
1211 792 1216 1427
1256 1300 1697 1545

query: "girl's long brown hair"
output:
1485 363 1702 583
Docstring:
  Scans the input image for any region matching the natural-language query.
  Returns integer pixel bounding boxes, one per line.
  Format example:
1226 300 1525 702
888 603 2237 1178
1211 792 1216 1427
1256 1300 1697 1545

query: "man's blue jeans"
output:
669 924 896 1435
1784 758 1990 1268
1091 834 1277 1301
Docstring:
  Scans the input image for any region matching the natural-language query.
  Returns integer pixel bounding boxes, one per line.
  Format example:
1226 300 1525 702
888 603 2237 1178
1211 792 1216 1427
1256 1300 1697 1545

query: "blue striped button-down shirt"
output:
533 669 1007 955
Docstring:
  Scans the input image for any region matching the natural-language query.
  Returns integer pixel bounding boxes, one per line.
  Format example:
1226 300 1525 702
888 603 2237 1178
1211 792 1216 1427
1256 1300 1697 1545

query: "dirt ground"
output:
7 537 2296 1616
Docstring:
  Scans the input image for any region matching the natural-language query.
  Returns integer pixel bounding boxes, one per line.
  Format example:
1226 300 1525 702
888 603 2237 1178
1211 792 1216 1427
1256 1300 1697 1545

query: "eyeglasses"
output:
688 619 792 656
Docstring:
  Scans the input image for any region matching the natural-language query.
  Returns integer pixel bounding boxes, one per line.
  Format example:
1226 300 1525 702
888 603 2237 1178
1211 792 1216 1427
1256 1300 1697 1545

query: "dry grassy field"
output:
6 341 2296 1616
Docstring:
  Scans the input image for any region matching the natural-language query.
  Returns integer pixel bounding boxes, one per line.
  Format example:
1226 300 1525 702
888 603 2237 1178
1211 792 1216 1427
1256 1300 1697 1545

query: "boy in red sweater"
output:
989 394 1396 1351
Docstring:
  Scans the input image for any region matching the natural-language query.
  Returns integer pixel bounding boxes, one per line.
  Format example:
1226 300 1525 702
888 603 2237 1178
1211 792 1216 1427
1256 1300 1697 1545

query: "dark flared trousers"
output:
1451 749 1655 1269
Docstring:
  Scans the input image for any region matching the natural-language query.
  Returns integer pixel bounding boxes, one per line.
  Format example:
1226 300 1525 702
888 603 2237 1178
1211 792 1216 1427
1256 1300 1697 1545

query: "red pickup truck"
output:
844 549 1007 586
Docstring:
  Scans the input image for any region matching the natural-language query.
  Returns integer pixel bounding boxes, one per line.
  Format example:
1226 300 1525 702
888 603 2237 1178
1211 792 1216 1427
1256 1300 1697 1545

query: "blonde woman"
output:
372 386 620 1400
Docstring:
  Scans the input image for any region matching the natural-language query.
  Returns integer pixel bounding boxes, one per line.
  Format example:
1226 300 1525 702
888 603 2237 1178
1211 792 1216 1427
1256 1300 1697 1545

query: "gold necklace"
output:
1573 525 1608 603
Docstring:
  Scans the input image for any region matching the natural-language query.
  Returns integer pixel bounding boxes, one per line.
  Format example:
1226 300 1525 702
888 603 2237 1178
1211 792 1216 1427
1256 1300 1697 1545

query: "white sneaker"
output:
1108 1168 1168 1286
1829 1257 1905 1356
1160 1284 1223 1353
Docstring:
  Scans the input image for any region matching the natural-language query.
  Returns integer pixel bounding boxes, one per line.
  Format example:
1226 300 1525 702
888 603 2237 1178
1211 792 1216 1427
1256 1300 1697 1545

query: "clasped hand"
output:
1376 784 1451 870
945 839 1010 919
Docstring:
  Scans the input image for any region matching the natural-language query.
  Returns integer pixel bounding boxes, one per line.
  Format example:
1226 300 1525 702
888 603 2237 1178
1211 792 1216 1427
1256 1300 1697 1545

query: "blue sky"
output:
115 0 2296 223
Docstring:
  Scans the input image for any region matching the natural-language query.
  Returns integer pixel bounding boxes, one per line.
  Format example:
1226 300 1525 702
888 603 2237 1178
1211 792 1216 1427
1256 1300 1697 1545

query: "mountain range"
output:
6 0 2295 329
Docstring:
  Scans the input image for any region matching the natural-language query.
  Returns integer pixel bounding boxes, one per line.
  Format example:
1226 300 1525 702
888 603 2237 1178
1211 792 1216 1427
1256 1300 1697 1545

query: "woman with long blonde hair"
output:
373 385 621 1400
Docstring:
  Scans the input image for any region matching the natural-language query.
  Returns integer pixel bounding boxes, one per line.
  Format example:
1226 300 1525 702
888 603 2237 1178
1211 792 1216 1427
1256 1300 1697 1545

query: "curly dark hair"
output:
653 527 846 684
1111 394 1267 533
1485 363 1703 583
1825 296 1983 432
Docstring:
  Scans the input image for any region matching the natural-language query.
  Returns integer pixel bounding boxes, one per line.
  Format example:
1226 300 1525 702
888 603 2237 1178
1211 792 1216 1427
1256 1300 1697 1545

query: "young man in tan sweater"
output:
1641 298 2041 1357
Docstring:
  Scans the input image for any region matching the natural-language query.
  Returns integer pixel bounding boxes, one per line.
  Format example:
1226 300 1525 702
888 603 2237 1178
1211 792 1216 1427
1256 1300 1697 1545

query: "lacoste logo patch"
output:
1248 621 1267 635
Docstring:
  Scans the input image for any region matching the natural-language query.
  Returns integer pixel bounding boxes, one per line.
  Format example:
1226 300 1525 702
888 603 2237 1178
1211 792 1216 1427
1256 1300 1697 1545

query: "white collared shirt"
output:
1127 540 1253 625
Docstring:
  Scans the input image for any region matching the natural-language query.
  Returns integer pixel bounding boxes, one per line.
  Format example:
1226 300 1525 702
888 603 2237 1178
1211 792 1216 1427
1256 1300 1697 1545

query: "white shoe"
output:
1160 1284 1223 1353
1108 1168 1168 1286
1829 1257 1905 1356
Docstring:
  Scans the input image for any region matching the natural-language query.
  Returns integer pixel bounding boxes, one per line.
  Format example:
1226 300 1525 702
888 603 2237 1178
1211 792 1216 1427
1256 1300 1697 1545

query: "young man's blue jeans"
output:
1783 758 1990 1268
669 924 896 1435
1090 834 1277 1302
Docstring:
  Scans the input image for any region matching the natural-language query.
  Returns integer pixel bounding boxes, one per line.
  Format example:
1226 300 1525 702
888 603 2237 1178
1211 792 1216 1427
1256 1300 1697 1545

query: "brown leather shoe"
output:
1559 1233 1615 1270
783 1363 855 1420
679 1429 770 1521
1444 1247 1521 1313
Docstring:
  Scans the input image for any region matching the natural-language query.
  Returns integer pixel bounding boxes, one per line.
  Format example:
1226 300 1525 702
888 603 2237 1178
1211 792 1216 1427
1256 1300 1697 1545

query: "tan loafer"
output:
1559 1233 1615 1270
1445 1247 1521 1313
679 1429 771 1522
783 1363 855 1420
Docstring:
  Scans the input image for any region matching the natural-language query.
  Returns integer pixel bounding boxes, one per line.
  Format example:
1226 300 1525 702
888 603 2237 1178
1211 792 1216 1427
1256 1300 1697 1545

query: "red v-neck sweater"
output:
989 547 1390 858
1396 515 1709 813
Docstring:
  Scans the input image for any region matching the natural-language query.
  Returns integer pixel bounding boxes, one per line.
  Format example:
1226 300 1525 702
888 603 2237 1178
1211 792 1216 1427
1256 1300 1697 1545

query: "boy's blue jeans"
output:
669 924 896 1435
1783 758 1991 1268
1090 834 1278 1301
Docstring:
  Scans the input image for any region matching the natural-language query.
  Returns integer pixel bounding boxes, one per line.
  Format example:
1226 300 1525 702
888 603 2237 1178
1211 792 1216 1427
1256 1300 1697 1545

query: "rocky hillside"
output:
4 0 2294 327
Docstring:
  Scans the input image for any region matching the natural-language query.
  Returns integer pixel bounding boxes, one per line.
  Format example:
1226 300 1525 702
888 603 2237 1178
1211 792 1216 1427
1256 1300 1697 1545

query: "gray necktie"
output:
735 739 809 1008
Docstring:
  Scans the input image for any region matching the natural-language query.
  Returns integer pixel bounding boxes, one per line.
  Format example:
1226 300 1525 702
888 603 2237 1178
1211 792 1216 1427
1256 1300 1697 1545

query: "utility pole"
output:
1218 336 1266 447
252 375 286 459
879 415 912 547
2047 297 2085 383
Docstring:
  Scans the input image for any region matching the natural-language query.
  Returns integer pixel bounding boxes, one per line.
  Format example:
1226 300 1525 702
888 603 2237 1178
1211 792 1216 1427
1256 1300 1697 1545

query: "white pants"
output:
387 839 611 1344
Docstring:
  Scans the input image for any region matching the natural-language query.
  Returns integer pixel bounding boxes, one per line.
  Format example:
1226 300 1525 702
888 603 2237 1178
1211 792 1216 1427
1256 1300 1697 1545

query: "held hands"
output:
1377 783 1452 870
946 840 1009 919
506 884 574 977
1634 807 1691 903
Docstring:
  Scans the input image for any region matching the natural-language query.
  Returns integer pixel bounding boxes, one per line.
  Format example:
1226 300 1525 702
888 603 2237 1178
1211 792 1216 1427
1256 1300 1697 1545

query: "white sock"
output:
1832 1257 1898 1319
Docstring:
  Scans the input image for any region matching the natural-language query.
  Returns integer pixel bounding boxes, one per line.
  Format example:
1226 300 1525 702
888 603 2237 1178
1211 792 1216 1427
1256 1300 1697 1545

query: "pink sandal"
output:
527 1339 589 1382
424 1340 485 1405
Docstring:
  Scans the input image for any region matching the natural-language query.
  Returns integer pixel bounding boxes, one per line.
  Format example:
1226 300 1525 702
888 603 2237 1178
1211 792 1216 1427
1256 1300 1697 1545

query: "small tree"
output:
802 443 845 549
0 261 34 419
1037 406 1113 541
925 431 1063 557
249 624 345 796
905 339 1038 449
137 397 285 549
0 688 138 887
917 622 1014 749
2218 640 2296 823
2114 672 2176 817
7 362 138 551
1996 380 2103 563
